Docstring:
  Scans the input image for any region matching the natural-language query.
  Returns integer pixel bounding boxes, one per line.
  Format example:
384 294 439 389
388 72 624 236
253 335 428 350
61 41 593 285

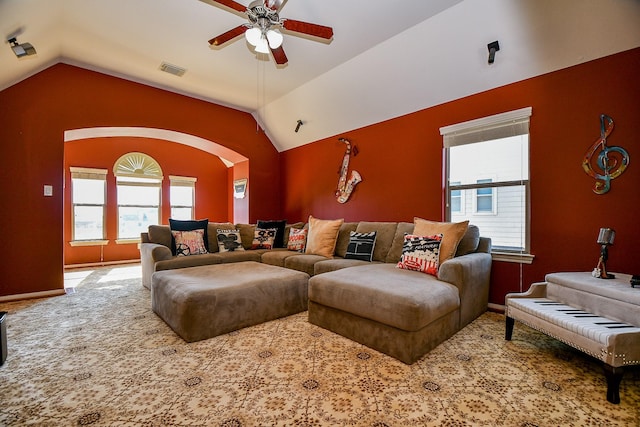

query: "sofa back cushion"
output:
455 224 481 256
207 222 235 252
235 223 257 250
334 222 359 257
355 222 398 262
385 222 414 263
148 225 172 249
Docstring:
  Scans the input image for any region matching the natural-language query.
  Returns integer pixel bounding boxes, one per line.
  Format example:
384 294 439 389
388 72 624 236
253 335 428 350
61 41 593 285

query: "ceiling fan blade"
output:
264 0 286 11
209 25 247 46
270 45 288 65
282 19 333 40
210 0 247 13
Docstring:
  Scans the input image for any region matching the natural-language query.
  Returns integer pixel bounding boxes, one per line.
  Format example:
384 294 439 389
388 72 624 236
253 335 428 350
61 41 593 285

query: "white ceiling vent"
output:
159 62 186 77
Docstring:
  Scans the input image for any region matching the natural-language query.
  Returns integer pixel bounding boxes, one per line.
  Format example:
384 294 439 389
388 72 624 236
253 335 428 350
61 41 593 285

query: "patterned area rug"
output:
1 265 638 426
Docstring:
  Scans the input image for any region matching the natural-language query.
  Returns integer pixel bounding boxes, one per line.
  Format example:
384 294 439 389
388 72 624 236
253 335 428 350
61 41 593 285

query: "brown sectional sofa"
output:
140 220 492 363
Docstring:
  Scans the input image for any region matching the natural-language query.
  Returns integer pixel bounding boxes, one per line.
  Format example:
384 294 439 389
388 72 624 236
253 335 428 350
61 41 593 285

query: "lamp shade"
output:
266 29 283 49
245 27 262 47
597 228 615 245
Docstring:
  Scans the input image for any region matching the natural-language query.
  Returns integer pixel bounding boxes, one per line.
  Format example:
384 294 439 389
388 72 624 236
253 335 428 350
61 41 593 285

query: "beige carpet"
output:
0 265 638 426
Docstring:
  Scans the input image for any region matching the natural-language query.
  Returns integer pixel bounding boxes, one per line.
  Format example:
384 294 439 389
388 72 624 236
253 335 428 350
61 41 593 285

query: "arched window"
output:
113 152 163 240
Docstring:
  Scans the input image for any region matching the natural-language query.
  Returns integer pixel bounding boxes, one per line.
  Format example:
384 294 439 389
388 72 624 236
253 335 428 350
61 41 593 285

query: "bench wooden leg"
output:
603 364 623 404
505 316 514 341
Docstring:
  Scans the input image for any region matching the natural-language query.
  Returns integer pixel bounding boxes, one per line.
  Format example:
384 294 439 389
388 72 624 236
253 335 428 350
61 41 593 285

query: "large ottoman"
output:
151 261 309 342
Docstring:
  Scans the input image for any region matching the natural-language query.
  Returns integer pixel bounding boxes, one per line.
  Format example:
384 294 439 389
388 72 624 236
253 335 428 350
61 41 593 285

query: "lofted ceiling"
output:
1 0 639 152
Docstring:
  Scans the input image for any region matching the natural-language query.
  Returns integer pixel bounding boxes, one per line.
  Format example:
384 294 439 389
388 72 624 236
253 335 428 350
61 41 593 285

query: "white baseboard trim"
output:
0 289 66 303
64 259 140 270
488 303 506 313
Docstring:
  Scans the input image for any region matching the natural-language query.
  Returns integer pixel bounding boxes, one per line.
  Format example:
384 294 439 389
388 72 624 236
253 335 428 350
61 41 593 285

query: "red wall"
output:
0 64 281 297
64 137 230 266
281 48 640 305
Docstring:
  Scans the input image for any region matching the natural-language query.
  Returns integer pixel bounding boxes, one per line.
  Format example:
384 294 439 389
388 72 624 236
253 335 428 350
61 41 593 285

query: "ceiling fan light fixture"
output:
254 37 270 53
245 27 262 47
266 29 283 49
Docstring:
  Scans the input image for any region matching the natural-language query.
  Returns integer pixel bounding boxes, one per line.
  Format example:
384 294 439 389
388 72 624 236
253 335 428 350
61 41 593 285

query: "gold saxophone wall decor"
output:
582 114 630 194
335 138 361 203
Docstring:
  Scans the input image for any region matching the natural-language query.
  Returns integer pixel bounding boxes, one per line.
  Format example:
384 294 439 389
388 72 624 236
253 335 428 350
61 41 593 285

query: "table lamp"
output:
593 227 615 279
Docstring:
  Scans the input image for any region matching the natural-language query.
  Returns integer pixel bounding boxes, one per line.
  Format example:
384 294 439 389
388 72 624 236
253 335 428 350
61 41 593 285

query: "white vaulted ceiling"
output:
1 0 639 151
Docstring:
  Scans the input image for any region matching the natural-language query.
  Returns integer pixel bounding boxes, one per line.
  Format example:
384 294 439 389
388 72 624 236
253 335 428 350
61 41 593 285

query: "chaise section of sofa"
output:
307 232 492 364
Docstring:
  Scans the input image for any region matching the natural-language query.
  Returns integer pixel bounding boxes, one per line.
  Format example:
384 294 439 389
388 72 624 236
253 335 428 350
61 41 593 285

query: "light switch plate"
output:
44 185 53 196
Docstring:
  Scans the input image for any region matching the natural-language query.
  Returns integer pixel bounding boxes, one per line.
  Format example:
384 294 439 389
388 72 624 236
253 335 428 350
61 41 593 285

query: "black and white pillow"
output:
216 229 245 252
251 228 277 250
344 231 377 262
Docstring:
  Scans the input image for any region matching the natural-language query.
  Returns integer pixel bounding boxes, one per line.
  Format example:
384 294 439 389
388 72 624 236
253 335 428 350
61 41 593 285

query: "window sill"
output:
69 240 109 247
491 251 535 264
115 238 141 245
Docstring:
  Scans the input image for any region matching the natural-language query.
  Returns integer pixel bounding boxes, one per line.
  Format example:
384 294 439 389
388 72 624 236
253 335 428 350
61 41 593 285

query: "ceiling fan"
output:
208 0 333 66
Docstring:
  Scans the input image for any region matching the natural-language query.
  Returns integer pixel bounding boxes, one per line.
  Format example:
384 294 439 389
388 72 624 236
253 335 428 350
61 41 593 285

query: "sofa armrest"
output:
438 252 492 328
140 243 173 289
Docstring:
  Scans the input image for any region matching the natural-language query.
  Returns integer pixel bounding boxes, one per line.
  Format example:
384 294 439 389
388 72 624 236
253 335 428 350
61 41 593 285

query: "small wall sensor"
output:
487 41 500 64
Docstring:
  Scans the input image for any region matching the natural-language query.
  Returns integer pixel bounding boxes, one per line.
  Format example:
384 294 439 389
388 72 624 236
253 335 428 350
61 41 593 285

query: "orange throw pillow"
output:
305 216 344 258
413 218 469 264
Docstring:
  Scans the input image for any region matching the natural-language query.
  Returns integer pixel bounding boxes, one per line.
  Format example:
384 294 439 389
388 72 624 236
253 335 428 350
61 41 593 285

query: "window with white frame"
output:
70 167 107 241
170 176 196 220
441 107 532 254
113 153 162 240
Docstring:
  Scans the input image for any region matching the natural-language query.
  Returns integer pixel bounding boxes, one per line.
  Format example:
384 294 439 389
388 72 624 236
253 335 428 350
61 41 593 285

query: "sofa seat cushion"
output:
313 258 383 275
308 264 459 332
261 249 302 267
216 250 263 263
284 254 330 276
154 253 224 272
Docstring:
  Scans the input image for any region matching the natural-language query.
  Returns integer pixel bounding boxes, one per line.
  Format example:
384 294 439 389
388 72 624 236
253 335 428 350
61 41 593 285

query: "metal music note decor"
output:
582 114 630 194
335 138 361 203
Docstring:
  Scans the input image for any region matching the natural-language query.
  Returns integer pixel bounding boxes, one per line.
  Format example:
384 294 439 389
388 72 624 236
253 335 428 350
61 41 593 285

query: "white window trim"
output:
440 107 532 147
70 167 108 242
114 153 163 240
441 107 533 258
169 175 196 220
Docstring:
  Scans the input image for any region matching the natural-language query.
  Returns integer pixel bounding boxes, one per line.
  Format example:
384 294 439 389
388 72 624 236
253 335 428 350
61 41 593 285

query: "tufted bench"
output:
151 261 309 342
506 272 640 404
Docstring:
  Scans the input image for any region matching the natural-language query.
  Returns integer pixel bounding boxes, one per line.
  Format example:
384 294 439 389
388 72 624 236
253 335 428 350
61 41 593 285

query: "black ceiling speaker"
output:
8 37 36 58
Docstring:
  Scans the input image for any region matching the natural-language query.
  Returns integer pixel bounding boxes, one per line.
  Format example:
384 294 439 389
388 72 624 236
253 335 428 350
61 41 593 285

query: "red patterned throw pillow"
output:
396 234 443 276
287 228 307 252
171 229 208 257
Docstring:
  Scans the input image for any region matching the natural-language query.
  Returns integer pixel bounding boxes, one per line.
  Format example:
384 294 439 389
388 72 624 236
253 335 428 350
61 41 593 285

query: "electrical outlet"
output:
44 185 53 196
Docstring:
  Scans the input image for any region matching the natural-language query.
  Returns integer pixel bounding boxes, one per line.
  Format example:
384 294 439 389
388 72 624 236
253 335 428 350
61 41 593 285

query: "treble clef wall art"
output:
335 138 361 203
581 114 630 194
